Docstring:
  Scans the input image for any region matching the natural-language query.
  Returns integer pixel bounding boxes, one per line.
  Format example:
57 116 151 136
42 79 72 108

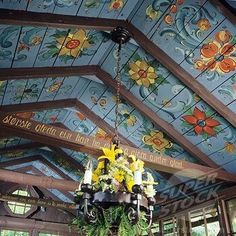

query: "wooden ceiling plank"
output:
0 10 234 127
0 99 76 112
49 146 85 173
75 99 136 147
95 69 220 169
1 114 236 182
0 98 135 147
126 23 236 128
0 155 73 182
0 66 221 168
0 9 125 30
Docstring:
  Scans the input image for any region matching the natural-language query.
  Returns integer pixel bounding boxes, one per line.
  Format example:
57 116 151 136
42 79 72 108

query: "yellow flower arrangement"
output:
87 145 158 197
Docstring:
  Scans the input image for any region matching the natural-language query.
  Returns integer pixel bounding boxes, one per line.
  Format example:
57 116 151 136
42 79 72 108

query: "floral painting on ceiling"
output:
146 0 184 22
84 0 125 11
39 29 97 63
193 30 236 75
0 26 44 63
181 106 222 138
123 52 169 89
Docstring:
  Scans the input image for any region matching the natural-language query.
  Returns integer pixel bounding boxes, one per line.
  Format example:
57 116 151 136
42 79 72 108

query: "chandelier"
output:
73 27 157 236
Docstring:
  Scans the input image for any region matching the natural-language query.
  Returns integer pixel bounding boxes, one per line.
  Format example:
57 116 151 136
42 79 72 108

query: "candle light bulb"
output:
83 160 93 185
134 170 142 185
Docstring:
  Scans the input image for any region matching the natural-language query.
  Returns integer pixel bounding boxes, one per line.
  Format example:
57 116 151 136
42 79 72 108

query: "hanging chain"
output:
113 42 122 147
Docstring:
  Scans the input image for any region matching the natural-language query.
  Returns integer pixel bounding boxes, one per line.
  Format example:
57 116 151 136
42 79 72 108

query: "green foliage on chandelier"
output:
71 206 150 236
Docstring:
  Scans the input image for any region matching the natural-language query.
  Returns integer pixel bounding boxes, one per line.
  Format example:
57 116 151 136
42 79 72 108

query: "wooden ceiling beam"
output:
0 142 44 155
125 23 236 128
0 66 221 168
95 69 220 169
1 113 236 182
0 168 79 191
209 0 236 25
0 66 96 81
0 99 135 147
0 10 235 127
0 9 125 30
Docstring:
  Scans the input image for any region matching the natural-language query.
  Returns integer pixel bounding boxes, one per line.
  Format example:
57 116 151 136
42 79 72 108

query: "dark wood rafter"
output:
0 142 44 155
1 165 75 200
0 216 78 235
125 23 236 128
0 9 124 30
0 168 79 191
0 66 220 169
0 193 76 210
1 115 236 182
0 9 235 127
0 99 136 147
209 0 236 25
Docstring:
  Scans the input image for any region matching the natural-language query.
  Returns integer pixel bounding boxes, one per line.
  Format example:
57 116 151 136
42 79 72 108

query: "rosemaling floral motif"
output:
194 30 236 74
39 29 95 63
182 107 221 137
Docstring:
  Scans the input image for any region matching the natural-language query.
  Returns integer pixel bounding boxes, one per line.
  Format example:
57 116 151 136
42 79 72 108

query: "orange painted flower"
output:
109 0 124 10
142 130 172 152
57 29 91 58
164 14 173 25
194 30 236 74
197 19 211 31
182 107 221 136
129 60 158 87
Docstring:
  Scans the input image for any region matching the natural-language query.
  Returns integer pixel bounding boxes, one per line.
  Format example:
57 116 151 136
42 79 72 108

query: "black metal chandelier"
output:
74 27 156 235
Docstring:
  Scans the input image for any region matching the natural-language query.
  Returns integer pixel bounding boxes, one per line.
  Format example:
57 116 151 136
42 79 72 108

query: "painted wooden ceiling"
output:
0 0 235 200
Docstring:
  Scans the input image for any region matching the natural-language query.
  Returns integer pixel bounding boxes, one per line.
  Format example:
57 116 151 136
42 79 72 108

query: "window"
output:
226 198 236 234
190 205 220 236
7 190 31 215
0 229 29 236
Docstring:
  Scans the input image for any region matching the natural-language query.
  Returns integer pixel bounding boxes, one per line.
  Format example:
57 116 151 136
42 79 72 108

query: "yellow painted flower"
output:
224 142 236 153
113 170 125 183
109 0 124 10
142 130 172 152
121 109 137 126
57 29 91 58
197 19 211 31
129 60 158 87
98 144 123 163
146 5 159 20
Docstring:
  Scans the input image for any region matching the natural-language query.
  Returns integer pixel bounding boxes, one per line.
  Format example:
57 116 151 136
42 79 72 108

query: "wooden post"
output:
217 199 231 235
